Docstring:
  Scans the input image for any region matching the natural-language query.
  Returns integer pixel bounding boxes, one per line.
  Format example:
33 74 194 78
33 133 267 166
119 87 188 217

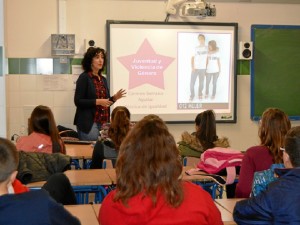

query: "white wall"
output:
4 0 300 151
0 0 6 138
5 74 76 137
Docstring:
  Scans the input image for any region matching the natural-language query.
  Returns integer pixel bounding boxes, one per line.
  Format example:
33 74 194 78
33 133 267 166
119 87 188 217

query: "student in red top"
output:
99 114 222 225
16 105 65 154
235 108 291 198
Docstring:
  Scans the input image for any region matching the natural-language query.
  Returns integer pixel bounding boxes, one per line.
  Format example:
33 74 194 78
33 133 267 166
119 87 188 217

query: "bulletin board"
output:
251 24 300 121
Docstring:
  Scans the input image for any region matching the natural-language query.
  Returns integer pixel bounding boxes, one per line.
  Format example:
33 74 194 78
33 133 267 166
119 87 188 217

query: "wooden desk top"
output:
103 167 216 184
215 203 235 223
65 204 98 225
92 203 101 217
64 169 113 186
104 168 116 184
215 198 245 214
26 180 46 188
65 143 94 159
91 202 236 224
181 166 216 183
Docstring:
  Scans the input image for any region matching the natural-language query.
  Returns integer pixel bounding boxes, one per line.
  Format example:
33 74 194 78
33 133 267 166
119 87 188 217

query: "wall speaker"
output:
239 41 253 60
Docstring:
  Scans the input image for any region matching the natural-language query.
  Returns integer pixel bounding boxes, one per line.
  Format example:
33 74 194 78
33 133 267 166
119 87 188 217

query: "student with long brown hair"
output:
90 106 131 168
235 108 291 198
99 114 222 225
178 109 230 158
16 105 65 154
234 126 300 224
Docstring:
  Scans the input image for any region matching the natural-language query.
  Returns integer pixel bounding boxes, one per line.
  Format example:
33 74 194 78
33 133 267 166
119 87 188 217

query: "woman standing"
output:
235 108 291 198
74 47 126 141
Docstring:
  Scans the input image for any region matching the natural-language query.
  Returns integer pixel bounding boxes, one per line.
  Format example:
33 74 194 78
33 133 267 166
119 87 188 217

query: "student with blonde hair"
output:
99 114 222 225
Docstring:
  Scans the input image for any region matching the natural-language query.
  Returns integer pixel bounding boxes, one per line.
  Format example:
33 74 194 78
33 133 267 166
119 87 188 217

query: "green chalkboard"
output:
251 25 300 121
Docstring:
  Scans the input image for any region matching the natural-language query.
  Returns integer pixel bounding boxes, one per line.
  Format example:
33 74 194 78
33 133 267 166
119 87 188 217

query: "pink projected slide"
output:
107 21 237 123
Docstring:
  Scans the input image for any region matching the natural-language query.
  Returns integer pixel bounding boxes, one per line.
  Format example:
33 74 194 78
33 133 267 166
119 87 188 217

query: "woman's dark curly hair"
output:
81 47 106 74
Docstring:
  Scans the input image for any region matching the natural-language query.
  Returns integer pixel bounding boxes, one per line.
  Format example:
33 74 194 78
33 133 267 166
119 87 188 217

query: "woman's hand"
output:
96 99 113 107
113 89 127 101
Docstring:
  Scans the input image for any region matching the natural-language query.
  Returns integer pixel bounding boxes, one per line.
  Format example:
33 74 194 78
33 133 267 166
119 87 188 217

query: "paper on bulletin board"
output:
42 75 68 91
72 74 79 90
71 65 82 90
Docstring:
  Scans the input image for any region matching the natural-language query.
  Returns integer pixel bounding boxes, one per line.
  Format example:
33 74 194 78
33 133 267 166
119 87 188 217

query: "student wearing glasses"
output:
235 108 291 198
234 126 300 224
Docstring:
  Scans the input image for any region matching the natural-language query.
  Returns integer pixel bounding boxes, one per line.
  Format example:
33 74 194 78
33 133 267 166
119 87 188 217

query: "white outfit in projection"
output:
190 46 208 100
206 51 220 98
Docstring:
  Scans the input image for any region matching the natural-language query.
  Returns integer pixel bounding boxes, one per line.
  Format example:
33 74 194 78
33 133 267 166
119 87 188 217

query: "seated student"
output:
0 137 80 225
235 108 291 198
10 174 77 205
99 114 222 225
233 126 300 224
178 110 230 158
10 179 29 193
90 106 131 169
16 105 65 154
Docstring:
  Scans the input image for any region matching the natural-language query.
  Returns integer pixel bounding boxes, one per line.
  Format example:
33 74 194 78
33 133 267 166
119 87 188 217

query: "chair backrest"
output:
183 156 200 167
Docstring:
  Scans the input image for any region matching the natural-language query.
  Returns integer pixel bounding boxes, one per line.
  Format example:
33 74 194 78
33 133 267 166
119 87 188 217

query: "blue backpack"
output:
251 163 285 197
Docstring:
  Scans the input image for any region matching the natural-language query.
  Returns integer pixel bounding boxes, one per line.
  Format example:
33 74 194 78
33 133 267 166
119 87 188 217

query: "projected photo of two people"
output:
177 32 231 105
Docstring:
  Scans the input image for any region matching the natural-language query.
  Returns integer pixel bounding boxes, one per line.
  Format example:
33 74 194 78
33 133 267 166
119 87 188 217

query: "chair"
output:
183 156 224 199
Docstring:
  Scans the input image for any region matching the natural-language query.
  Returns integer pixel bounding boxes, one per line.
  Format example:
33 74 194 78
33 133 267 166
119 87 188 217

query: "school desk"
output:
104 167 218 184
65 143 94 169
65 204 98 225
65 143 94 159
215 203 236 224
102 167 223 199
64 169 113 204
215 198 245 214
104 168 117 184
182 166 224 199
26 180 46 189
92 203 101 216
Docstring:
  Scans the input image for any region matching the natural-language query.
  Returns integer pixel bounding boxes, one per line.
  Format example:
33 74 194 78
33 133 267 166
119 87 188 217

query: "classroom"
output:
1 0 300 224
1 0 300 151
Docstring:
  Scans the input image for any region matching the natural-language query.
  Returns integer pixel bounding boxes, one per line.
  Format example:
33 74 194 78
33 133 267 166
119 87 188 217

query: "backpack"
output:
57 125 79 140
251 163 284 197
196 147 244 184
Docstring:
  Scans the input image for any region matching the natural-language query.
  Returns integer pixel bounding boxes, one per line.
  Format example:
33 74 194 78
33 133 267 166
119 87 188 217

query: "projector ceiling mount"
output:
165 0 216 21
